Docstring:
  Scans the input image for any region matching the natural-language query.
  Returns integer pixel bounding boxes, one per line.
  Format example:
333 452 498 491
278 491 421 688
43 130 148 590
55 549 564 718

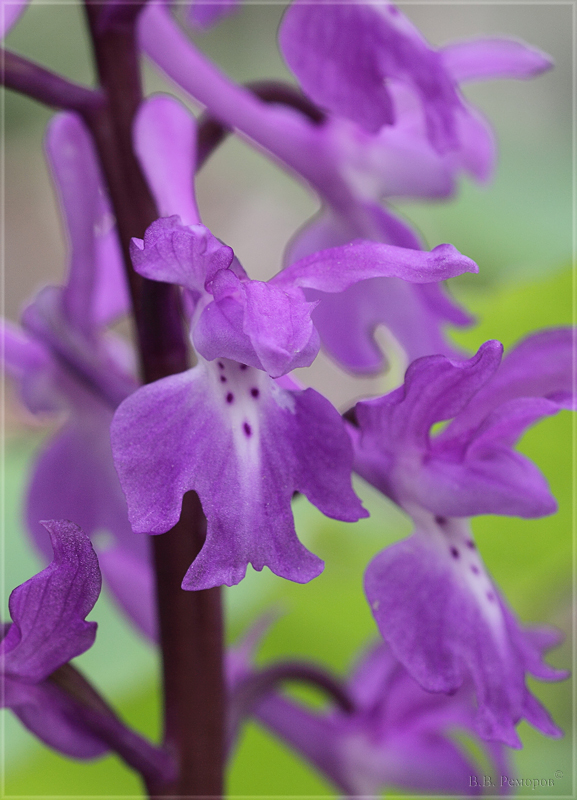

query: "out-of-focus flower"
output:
228 629 513 796
1 520 105 756
0 0 29 38
139 2 550 375
185 0 240 31
0 112 156 638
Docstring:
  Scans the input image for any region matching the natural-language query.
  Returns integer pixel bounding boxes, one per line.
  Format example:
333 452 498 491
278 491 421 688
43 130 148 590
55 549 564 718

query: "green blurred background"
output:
2 1 573 797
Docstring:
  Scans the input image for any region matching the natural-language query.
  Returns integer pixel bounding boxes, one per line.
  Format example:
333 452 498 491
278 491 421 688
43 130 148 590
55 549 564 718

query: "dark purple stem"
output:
80 2 225 796
1 49 104 111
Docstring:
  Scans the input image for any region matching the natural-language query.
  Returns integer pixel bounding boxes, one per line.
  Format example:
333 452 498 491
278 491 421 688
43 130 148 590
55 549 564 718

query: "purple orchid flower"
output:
352 330 573 747
1 519 105 756
139 3 550 375
2 520 174 784
0 112 155 636
110 95 477 591
228 628 513 796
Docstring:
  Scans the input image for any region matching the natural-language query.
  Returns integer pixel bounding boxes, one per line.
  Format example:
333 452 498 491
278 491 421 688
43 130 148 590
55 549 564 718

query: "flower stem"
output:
81 2 225 795
0 48 104 112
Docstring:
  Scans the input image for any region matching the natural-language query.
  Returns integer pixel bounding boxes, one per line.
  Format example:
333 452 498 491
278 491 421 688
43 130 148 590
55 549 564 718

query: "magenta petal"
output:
279 0 462 151
45 113 127 329
445 328 576 437
1 320 58 413
195 271 321 377
97 546 157 642
364 527 565 747
2 521 101 682
412 447 557 519
441 38 553 82
357 341 502 451
186 0 240 30
130 216 234 296
283 206 472 373
26 403 145 566
134 95 201 226
277 240 477 294
111 360 365 589
0 0 28 37
279 0 394 134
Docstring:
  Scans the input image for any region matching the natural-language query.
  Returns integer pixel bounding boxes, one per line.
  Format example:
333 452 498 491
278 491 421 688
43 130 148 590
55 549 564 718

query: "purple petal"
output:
194 271 321 377
284 207 472 373
0 0 28 38
410 444 557 519
455 104 496 183
134 95 201 226
441 38 553 82
2 520 101 683
444 328 576 438
1 320 59 413
356 341 502 452
186 0 240 30
130 216 234 297
364 524 566 747
26 404 145 565
111 360 365 589
45 113 128 330
97 546 157 642
279 0 462 151
21 284 136 409
277 240 477 294
3 676 109 758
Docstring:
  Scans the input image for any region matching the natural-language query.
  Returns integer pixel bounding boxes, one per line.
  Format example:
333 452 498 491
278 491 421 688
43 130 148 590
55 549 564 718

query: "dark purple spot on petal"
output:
466 540 476 550
471 565 480 575
240 364 248 371
220 375 227 383
486 591 495 603
243 422 252 437
435 516 447 526
218 362 224 369
250 388 260 398
226 393 234 404
450 546 459 559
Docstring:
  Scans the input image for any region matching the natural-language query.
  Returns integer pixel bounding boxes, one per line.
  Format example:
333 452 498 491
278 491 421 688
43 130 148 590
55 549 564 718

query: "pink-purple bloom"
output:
110 96 477 590
353 331 574 747
139 1 551 375
229 629 513 796
0 112 155 636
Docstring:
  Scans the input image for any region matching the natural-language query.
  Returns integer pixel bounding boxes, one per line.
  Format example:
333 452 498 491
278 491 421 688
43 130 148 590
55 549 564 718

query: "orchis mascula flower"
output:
110 95 477 590
2 520 174 783
0 112 158 639
2 519 103 755
139 1 550 373
229 632 512 797
352 330 573 747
